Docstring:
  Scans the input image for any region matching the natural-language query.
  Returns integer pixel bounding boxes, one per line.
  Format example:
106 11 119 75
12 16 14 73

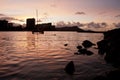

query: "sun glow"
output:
0 0 119 30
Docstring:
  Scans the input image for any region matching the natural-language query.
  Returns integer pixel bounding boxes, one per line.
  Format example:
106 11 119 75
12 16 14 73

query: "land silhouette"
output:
0 19 104 33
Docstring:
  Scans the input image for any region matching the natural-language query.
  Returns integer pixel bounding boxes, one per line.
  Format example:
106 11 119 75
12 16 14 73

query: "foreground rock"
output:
93 69 120 80
64 61 75 75
97 28 120 67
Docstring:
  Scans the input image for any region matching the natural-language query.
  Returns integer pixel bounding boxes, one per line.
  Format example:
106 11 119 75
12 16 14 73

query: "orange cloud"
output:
75 12 86 15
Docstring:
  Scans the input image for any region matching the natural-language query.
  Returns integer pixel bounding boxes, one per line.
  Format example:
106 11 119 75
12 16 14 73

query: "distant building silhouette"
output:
26 18 35 31
36 23 55 31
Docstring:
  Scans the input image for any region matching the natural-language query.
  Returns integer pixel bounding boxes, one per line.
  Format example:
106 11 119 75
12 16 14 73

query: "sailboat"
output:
32 10 44 34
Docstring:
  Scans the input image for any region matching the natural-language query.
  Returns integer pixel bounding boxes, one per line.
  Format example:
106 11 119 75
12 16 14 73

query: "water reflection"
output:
26 32 36 52
0 32 114 80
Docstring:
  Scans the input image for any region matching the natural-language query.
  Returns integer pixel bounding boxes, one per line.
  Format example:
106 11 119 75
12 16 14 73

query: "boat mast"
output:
36 9 38 25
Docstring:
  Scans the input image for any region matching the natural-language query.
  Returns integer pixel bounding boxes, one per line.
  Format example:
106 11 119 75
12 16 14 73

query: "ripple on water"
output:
0 32 114 80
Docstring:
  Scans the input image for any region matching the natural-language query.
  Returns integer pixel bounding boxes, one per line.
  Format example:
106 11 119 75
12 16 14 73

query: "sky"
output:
0 0 120 30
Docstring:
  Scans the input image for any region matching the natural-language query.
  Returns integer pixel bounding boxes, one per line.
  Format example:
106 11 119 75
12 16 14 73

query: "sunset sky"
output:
0 0 120 30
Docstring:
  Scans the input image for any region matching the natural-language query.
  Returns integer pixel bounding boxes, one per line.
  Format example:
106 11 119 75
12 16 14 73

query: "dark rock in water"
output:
78 49 87 55
76 45 82 49
77 49 94 56
64 61 75 75
75 44 94 56
64 44 68 46
74 52 80 55
82 40 95 48
85 50 94 56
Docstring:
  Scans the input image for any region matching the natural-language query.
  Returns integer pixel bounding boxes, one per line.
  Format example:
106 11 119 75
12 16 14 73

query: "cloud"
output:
75 12 86 15
56 21 108 28
87 22 107 28
56 21 66 27
0 13 6 16
56 21 85 27
55 21 109 31
115 15 120 18
98 11 107 15
0 13 24 22
43 12 48 16
114 23 120 27
50 4 57 8
0 16 24 22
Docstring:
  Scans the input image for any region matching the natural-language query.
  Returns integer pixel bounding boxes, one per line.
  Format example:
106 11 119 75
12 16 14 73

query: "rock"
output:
64 61 75 75
78 49 87 55
76 45 82 49
97 28 120 67
106 69 120 80
77 49 94 56
85 50 94 56
64 44 68 46
97 40 108 55
82 40 95 49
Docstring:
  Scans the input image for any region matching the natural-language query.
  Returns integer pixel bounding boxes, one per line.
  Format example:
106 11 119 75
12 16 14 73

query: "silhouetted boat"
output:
32 28 44 34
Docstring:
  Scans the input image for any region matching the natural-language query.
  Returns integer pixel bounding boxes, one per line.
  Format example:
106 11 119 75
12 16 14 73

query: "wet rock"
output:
85 50 94 56
75 49 94 56
76 45 82 50
97 28 120 67
82 40 95 49
78 49 87 55
97 40 108 55
64 44 68 46
64 61 75 75
106 69 120 80
74 52 80 55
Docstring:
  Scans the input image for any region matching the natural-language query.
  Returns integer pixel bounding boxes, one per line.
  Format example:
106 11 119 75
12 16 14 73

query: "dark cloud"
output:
0 13 6 16
87 22 100 28
56 21 85 27
56 21 108 29
75 12 86 15
114 23 120 27
0 13 24 22
87 22 107 28
115 15 120 18
0 16 24 22
56 21 109 31
56 21 66 27
101 22 108 27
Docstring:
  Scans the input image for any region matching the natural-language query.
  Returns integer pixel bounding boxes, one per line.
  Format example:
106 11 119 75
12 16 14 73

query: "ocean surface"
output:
0 31 114 80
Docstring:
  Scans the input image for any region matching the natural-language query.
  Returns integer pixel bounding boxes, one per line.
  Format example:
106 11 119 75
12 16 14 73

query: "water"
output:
0 31 114 80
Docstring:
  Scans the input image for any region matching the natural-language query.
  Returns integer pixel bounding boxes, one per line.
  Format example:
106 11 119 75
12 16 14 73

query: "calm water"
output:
0 31 114 80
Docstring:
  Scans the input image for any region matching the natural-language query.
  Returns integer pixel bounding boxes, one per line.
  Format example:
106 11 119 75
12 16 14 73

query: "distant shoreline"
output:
0 30 105 33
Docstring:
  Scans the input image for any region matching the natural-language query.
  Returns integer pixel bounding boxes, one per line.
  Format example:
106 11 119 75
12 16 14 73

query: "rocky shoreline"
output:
94 28 120 80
